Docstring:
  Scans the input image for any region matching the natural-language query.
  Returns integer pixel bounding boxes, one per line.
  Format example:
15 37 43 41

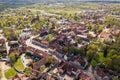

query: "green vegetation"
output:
105 15 120 27
46 56 53 64
5 68 16 79
40 65 46 72
0 1 120 80
88 36 120 73
45 34 55 42
0 52 7 58
0 68 2 79
14 58 25 72
64 46 85 56
9 52 19 64
3 28 20 40
24 67 32 76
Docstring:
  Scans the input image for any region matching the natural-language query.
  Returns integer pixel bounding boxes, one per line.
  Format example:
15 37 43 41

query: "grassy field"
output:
14 58 25 72
5 68 16 79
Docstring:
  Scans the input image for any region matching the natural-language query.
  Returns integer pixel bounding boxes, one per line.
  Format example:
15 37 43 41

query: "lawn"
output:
14 58 25 72
5 68 16 79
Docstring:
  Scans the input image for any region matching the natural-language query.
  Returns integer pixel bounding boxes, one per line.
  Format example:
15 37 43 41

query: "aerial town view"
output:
0 0 120 80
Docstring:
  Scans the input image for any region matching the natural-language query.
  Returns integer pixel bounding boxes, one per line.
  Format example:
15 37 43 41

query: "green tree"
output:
40 65 46 73
105 15 116 27
103 58 112 69
24 67 32 76
46 56 53 64
9 52 19 64
107 49 118 57
63 46 68 53
91 59 97 68
87 44 98 61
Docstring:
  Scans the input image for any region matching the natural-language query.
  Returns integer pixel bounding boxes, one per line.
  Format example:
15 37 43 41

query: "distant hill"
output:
0 0 120 4
0 0 120 11
0 0 120 3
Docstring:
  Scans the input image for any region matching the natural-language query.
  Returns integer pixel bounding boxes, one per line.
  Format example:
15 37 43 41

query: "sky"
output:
78 0 120 1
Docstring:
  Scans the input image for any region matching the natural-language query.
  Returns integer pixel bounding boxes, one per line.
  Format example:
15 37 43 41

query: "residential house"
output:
99 29 115 42
19 28 33 40
77 71 92 80
32 38 49 48
12 73 29 80
42 74 60 80
57 61 78 76
0 36 7 54
33 57 46 70
94 67 110 80
70 56 88 69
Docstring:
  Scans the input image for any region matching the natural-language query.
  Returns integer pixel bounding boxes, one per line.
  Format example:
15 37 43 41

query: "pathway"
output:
0 61 10 80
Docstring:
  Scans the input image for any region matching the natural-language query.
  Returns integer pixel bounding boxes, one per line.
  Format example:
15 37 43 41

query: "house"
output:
57 61 78 76
39 27 49 37
33 57 46 70
0 36 7 54
99 30 115 42
55 48 64 58
70 56 88 69
25 46 49 70
40 40 49 48
26 46 36 54
19 28 33 40
32 38 49 48
77 34 90 42
57 19 70 25
26 46 47 57
42 73 60 80
30 69 40 79
31 15 39 23
12 73 29 80
8 37 19 48
94 67 110 80
77 71 92 80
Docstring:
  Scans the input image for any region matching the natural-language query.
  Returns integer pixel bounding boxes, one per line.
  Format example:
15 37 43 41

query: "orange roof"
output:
79 72 92 80
41 40 49 45
99 31 111 38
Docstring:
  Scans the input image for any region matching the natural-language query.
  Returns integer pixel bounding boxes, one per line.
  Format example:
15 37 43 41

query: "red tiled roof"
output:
78 72 92 80
58 61 77 75
41 40 49 45
0 39 5 43
96 68 107 78
33 58 46 69
26 46 36 53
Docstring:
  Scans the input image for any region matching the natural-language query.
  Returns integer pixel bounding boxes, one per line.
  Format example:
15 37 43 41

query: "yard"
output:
5 68 16 79
14 58 25 72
